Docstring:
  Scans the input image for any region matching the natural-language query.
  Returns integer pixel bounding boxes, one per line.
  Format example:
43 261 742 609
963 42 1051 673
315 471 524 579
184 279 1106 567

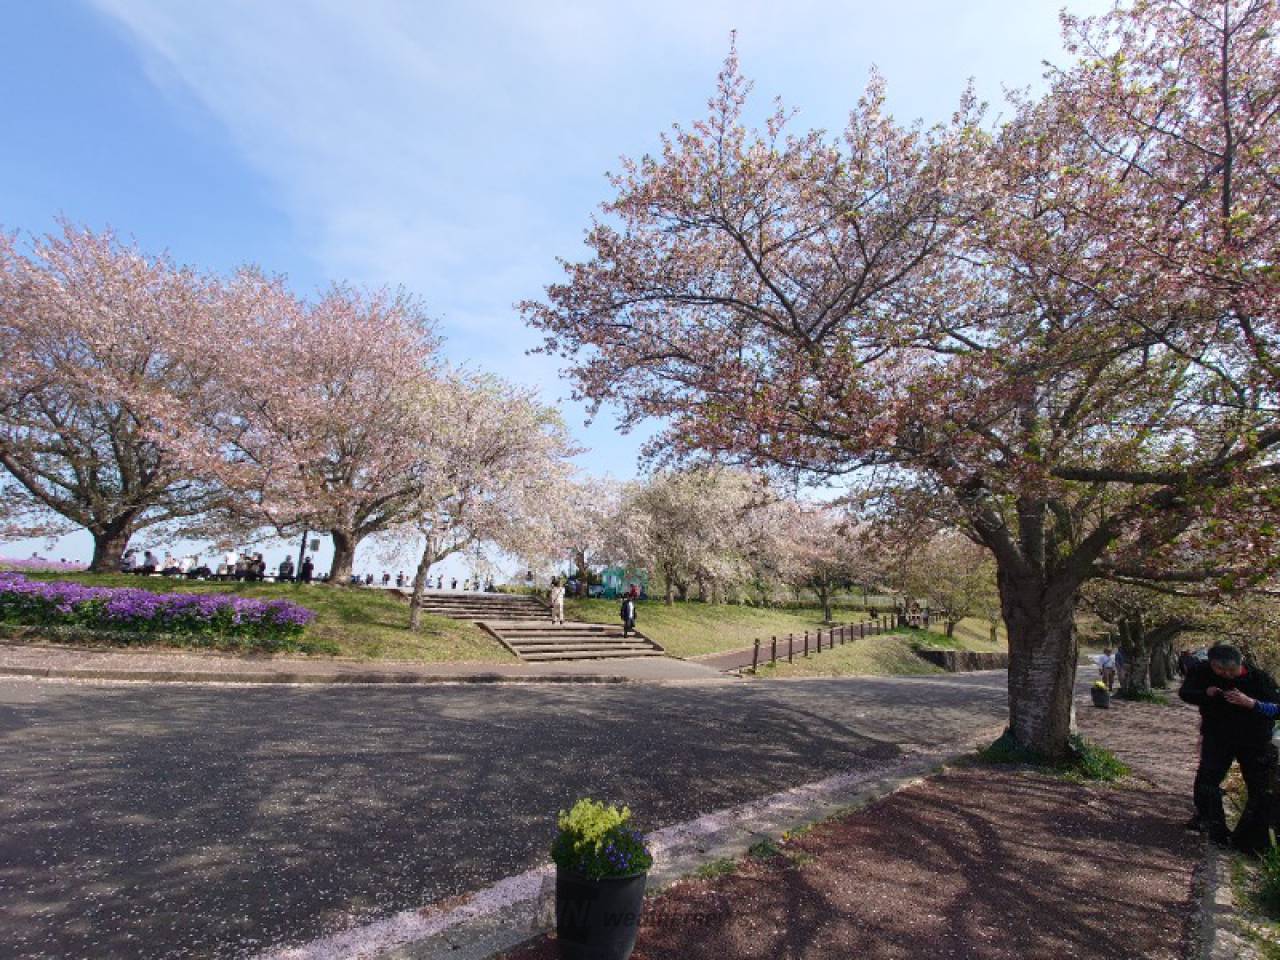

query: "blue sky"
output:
1 0 1110 574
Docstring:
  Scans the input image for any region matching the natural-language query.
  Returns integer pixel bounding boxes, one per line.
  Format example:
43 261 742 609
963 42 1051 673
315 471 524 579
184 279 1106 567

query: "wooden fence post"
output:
751 638 760 674
771 635 778 666
788 633 794 663
804 630 810 657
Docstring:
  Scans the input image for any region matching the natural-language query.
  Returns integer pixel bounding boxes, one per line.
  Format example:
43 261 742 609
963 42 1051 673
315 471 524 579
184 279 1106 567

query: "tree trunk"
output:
328 529 357 583
819 585 832 624
946 618 958 637
1002 574 1079 761
89 522 134 573
1119 615 1152 697
408 538 436 632
1150 635 1171 688
574 549 590 597
663 564 674 606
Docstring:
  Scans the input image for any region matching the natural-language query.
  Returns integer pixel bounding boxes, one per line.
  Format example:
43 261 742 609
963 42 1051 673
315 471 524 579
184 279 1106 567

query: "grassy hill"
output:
564 598 1007 660
9 575 1008 668
17 574 508 662
754 636 948 677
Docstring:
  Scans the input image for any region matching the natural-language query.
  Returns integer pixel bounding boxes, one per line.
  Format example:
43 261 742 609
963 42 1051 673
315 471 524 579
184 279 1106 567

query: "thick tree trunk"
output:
1002 575 1079 761
663 564 674 606
574 549 590 597
945 618 958 637
818 586 832 624
328 529 357 583
89 522 134 573
409 540 435 632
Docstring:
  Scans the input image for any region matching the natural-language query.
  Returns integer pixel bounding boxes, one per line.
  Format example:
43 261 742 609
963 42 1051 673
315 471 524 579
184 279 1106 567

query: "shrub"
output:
0 572 315 647
551 798 653 880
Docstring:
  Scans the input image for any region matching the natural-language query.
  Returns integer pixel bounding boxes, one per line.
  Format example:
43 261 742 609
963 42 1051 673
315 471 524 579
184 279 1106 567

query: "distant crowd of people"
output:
120 548 318 583
118 549 503 591
355 572 495 592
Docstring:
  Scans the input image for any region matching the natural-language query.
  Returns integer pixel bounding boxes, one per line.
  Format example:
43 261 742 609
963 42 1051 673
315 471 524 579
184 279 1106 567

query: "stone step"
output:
421 608 548 616
417 614 548 620
504 633 648 643
477 616 663 662
417 600 545 608
519 649 665 661
484 623 616 632
508 640 657 651
417 598 544 604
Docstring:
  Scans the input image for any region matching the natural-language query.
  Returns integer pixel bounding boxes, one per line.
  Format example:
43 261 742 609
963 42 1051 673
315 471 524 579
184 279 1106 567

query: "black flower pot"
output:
555 868 647 960
1091 685 1111 708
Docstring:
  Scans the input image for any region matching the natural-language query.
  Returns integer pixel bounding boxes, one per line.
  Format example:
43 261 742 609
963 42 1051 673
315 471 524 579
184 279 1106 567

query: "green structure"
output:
601 566 648 599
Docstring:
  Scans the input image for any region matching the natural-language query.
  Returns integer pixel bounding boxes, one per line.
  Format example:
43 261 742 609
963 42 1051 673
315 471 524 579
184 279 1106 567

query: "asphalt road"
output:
0 673 1007 959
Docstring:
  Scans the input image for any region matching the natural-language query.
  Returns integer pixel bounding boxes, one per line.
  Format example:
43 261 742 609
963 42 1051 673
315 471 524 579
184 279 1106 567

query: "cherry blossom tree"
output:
171 281 444 583
1082 580 1199 695
524 2 1280 759
542 476 622 597
776 504 861 623
0 224 224 571
890 532 997 638
612 468 765 604
397 375 579 630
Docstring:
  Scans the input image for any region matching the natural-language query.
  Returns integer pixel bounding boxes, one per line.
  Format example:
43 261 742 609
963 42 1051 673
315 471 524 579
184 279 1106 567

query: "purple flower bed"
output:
0 573 316 649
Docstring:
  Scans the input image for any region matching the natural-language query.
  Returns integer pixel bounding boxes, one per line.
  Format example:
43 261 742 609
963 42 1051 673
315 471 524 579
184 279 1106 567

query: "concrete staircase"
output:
393 590 665 662
393 590 551 622
478 620 664 662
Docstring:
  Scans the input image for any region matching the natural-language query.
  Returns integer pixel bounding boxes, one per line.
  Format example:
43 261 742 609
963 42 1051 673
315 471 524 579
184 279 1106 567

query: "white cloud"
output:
87 0 1112 474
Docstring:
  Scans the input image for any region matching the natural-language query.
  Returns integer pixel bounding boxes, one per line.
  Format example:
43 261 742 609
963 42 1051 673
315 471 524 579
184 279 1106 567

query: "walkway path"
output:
0 641 724 684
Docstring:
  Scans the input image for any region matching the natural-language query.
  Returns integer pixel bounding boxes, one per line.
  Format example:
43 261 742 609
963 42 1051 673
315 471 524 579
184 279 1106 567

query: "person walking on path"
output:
1179 643 1279 852
549 578 566 625
620 595 637 638
299 556 314 584
1093 648 1117 692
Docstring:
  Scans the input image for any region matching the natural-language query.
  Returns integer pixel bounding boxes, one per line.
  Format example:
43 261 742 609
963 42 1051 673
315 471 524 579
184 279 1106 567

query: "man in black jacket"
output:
1179 644 1279 852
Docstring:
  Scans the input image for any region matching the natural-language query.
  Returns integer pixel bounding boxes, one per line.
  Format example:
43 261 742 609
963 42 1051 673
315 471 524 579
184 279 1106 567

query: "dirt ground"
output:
504 694 1204 960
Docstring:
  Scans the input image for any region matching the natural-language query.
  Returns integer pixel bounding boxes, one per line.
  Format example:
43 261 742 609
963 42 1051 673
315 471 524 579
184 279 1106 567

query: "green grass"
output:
693 858 738 879
976 731 1130 782
564 598 849 658
22 573 510 662
563 598 952 659
749 621 1006 679
754 634 947 678
748 838 782 860
1114 689 1172 706
1230 854 1280 957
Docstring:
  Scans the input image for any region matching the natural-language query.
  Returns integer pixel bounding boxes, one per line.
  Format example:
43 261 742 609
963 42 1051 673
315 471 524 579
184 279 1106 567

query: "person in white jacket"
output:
549 578 566 625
